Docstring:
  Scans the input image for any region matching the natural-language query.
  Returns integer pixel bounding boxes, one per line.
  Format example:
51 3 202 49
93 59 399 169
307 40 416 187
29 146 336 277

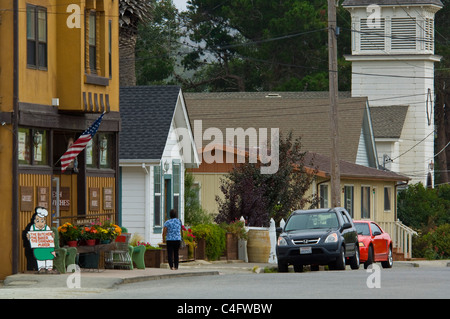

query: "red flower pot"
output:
86 239 96 246
67 240 78 247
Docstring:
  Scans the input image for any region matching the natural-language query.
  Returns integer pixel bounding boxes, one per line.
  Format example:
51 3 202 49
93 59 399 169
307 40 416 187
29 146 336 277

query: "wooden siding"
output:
86 176 116 223
18 173 52 273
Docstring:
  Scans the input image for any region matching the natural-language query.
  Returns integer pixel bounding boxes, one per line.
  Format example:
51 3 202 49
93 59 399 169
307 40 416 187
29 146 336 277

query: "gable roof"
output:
184 91 372 164
304 152 409 182
119 86 181 161
370 105 409 139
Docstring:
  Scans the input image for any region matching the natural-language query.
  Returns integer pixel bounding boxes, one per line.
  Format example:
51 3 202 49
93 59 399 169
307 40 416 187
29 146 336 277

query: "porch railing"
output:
378 220 418 259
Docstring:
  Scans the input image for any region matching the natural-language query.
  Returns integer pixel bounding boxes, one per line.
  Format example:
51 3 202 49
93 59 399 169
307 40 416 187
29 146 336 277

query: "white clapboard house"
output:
119 86 199 245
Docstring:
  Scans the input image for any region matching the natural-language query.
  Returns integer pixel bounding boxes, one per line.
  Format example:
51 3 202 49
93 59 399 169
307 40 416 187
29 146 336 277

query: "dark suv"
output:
276 208 360 272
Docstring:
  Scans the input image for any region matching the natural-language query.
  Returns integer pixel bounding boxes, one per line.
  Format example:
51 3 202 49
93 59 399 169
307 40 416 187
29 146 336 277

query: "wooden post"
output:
328 0 341 207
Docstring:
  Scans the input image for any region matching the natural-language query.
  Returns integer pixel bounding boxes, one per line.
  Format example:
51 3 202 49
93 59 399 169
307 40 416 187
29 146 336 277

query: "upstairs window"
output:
88 12 97 72
27 4 47 69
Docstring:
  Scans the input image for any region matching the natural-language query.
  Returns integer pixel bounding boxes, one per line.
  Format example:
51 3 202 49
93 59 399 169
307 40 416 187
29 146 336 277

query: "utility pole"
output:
328 0 341 207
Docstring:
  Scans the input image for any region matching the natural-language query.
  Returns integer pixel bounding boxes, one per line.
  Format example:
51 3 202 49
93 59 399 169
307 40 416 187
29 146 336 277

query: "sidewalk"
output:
2 259 449 290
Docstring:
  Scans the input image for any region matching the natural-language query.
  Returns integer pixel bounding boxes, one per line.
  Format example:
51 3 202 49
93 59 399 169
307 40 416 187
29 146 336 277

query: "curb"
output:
120 271 220 285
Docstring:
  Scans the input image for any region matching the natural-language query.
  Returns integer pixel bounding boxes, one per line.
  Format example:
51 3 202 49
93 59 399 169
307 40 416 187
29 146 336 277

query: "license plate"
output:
300 247 312 254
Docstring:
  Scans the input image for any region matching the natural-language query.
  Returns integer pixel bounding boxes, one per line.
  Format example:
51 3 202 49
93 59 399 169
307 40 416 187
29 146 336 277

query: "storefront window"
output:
86 133 113 169
18 128 48 165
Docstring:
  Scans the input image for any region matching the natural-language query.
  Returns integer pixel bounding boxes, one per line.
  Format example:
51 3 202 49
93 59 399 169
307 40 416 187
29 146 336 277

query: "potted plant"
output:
221 220 248 260
58 222 81 247
80 226 97 246
182 226 197 260
102 220 122 242
138 242 164 268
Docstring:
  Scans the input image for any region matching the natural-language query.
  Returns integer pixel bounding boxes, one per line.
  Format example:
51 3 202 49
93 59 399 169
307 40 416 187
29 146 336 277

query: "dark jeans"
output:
166 240 181 269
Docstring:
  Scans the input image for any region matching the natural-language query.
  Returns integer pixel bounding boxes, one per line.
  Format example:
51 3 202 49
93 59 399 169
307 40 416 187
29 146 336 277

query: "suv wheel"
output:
349 244 360 270
333 246 346 270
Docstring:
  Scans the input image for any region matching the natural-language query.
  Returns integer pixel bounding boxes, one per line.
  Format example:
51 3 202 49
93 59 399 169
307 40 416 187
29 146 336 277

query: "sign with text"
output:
52 187 71 211
28 231 55 249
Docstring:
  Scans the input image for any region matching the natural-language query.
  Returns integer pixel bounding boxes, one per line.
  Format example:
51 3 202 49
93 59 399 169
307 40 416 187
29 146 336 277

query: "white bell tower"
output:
343 0 443 186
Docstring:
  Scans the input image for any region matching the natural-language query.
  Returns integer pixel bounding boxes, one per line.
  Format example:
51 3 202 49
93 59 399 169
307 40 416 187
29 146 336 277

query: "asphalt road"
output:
93 266 450 299
1 265 449 300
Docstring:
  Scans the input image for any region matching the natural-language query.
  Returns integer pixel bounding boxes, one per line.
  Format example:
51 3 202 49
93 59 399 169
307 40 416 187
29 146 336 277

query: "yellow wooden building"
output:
0 0 120 278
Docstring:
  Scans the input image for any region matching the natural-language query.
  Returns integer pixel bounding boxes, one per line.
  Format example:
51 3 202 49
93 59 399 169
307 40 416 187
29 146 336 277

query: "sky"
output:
172 0 188 11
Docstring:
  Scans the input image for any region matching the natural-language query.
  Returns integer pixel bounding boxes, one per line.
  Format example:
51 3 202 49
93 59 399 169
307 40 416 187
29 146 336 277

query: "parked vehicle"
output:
354 220 393 269
276 208 360 272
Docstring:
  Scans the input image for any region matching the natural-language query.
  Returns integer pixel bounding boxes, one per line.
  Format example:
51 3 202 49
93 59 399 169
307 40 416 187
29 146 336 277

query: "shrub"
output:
422 224 450 260
191 224 226 260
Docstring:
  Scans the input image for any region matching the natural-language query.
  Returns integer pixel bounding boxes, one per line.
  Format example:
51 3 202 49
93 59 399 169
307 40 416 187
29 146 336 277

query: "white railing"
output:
378 220 418 259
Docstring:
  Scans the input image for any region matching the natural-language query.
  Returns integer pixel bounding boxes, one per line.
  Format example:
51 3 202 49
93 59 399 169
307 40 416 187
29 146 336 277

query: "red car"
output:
354 220 393 269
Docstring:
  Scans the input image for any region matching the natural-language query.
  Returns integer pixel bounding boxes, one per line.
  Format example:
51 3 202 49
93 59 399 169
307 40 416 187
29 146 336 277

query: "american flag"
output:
59 112 105 172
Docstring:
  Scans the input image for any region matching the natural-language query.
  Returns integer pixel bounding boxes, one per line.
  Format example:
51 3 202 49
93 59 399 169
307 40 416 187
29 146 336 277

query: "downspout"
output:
12 0 19 274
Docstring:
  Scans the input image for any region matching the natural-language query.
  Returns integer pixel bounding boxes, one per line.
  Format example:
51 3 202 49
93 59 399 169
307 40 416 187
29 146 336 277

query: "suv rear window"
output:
285 212 339 231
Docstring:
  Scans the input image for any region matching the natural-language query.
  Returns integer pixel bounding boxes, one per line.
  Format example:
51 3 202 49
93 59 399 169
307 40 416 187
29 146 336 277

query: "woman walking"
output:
163 209 182 270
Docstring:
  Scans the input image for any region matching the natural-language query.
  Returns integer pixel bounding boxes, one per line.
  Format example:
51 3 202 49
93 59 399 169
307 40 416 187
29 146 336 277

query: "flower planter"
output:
144 249 164 268
86 239 96 246
225 233 238 260
159 243 193 263
196 238 206 260
67 240 78 247
247 229 271 263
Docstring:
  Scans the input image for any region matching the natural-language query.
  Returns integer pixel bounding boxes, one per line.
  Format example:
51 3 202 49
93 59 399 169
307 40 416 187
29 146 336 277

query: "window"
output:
344 186 354 217
27 5 47 69
371 223 382 235
108 20 112 77
341 211 351 224
319 184 329 208
361 186 371 219
86 133 113 169
88 12 97 72
154 166 162 227
18 128 48 165
173 162 181 214
384 187 392 211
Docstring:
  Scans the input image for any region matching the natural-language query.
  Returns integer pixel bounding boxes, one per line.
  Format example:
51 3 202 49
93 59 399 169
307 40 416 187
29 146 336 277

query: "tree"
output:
136 0 182 85
176 0 351 92
434 0 450 185
215 132 318 227
184 172 213 225
119 0 154 86
397 183 450 230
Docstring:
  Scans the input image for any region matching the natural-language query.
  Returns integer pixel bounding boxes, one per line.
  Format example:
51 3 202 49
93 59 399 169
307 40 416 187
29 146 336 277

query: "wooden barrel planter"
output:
144 249 164 268
247 228 271 263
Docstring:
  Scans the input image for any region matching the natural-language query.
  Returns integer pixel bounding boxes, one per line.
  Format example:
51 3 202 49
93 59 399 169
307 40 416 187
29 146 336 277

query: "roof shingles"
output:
119 86 181 160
